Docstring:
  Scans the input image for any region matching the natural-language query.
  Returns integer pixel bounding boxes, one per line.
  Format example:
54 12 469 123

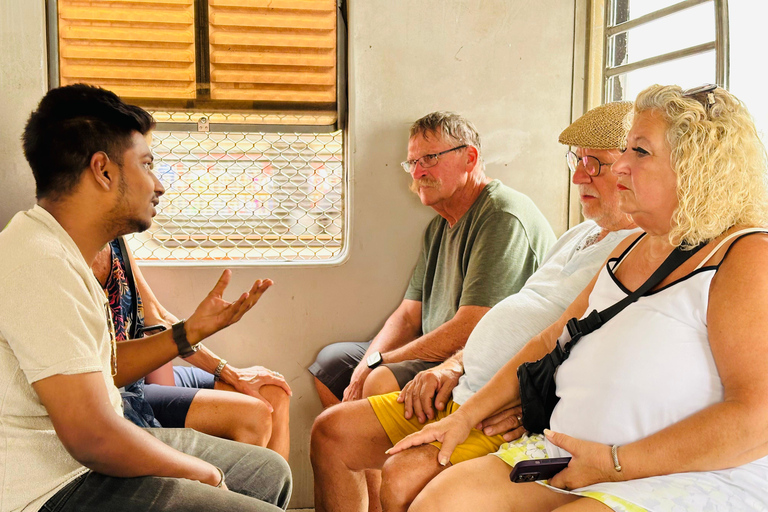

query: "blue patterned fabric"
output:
103 239 161 428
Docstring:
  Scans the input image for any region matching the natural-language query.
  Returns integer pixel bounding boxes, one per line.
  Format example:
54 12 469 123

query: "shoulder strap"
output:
611 232 646 273
115 237 140 340
563 243 705 353
695 228 768 269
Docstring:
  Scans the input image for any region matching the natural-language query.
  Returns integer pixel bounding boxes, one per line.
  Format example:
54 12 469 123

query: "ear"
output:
88 151 114 191
464 145 480 172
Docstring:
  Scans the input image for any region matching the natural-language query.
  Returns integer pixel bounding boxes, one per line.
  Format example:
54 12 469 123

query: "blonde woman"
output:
388 85 768 511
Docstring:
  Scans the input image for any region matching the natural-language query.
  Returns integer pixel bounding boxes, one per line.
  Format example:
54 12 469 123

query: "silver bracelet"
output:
214 466 226 488
611 444 622 472
213 359 227 382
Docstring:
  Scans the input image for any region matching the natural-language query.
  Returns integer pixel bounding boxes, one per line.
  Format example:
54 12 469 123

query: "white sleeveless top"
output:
545 230 768 511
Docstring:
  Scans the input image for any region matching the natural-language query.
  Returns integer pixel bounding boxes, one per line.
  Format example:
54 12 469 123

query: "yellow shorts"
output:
368 391 507 465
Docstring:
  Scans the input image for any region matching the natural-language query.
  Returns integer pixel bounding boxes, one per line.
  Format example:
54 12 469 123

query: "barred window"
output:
602 0 727 102
49 0 347 263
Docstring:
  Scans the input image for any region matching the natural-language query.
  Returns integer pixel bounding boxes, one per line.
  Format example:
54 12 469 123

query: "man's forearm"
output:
382 306 488 364
114 330 179 387
35 373 221 486
80 418 220 485
366 300 423 357
184 344 226 375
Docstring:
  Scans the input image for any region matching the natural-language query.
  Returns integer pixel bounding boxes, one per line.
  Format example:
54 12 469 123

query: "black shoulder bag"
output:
517 243 704 434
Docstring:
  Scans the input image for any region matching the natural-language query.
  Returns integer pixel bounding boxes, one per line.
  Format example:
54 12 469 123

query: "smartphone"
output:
509 457 572 483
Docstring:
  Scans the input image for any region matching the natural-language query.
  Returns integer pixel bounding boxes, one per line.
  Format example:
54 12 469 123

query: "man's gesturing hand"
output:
185 271 273 344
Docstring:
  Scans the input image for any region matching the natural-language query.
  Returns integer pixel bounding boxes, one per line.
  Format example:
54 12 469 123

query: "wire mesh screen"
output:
128 119 344 263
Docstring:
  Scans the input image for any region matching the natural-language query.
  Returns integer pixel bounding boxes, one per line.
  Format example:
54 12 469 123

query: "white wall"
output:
0 0 576 507
0 1 45 226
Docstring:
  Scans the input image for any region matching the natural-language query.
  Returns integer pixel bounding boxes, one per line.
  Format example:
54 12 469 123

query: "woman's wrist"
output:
450 406 478 432
217 363 239 387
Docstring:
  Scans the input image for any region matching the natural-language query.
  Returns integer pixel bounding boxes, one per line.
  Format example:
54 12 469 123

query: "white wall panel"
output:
0 1 45 227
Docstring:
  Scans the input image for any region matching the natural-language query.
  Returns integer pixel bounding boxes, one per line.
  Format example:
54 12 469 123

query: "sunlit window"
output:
603 0 723 102
728 0 768 142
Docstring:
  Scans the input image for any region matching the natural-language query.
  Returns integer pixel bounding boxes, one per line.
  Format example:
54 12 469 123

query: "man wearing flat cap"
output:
310 102 640 512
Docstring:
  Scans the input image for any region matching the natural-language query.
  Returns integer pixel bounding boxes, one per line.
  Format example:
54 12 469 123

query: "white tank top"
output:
547 229 765 455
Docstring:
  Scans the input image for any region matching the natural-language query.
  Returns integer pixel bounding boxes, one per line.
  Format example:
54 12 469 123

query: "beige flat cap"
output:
558 101 633 149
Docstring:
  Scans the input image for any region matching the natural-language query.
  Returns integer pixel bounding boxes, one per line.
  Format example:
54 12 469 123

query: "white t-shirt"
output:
0 206 123 512
452 221 638 405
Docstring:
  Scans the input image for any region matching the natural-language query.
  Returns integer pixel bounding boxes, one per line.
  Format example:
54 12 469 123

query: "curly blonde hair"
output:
632 84 768 247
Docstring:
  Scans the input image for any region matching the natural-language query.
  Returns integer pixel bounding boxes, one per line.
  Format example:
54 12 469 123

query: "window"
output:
601 0 727 102
728 0 768 142
48 0 347 264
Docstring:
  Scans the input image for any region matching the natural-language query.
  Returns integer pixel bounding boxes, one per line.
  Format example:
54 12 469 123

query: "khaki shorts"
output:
368 391 507 465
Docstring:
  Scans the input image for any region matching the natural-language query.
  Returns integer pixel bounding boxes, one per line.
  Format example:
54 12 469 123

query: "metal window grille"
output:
127 112 345 264
603 0 729 102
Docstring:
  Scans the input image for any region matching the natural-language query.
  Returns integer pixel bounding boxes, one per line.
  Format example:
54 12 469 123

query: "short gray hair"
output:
409 111 482 153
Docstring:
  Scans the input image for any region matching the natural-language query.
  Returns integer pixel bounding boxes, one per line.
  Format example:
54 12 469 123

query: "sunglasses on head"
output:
682 84 718 107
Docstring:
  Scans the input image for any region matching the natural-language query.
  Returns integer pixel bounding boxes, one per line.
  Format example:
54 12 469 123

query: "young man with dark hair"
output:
0 84 291 512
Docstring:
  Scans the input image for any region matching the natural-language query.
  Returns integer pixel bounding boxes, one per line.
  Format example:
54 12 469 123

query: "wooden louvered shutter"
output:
57 0 338 124
207 0 337 112
57 0 196 101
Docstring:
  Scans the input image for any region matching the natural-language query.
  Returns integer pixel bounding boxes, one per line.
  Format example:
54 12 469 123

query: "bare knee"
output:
231 399 273 446
310 405 346 463
363 366 400 398
380 448 444 512
261 385 291 415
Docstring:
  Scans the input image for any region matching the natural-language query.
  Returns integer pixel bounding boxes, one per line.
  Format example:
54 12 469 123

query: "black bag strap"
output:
115 236 140 340
562 242 705 354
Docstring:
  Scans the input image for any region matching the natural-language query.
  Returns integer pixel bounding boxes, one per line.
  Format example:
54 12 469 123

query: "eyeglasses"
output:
566 151 612 177
401 145 467 173
682 84 718 108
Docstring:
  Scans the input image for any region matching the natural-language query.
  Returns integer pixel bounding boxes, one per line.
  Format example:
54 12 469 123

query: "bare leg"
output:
315 376 341 408
185 389 272 447
260 385 291 461
205 381 290 460
409 455 579 512
311 399 393 512
365 472 383 512
554 499 614 512
362 367 401 397
360 367 401 512
380 444 447 512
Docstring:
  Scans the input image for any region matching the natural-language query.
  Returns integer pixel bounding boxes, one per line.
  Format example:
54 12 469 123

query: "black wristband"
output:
172 320 198 358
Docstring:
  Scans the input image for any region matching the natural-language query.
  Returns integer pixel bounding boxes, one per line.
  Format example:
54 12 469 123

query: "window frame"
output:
44 0 351 267
599 0 730 103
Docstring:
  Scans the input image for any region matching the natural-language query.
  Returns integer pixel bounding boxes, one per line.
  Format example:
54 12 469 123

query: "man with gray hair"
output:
309 112 555 409
310 103 639 512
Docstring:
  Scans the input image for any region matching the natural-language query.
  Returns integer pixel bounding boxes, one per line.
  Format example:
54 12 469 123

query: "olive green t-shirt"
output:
405 180 555 335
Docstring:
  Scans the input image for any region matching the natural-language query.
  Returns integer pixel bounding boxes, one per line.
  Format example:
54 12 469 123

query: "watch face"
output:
367 352 382 368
